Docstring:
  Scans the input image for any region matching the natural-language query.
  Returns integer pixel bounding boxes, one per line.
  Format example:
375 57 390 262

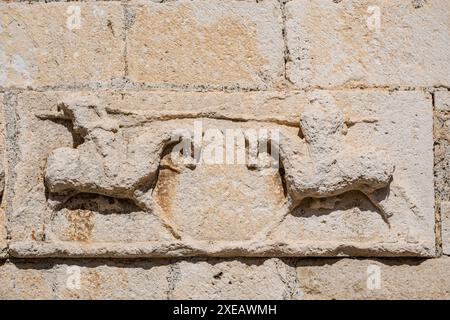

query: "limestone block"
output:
285 0 450 88
170 259 299 299
0 260 56 299
8 90 434 258
0 207 4 259
0 2 125 89
443 201 450 255
296 257 450 299
53 260 169 299
2 257 450 299
435 91 450 111
0 260 169 299
126 0 284 89
0 93 5 258
435 108 450 255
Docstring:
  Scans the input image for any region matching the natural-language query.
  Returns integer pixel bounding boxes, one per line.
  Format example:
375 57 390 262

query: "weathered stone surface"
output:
0 210 4 258
0 260 55 299
0 258 296 299
435 107 450 255
296 257 450 299
2 257 450 299
0 0 446 301
171 258 299 299
267 91 434 257
278 91 394 215
8 90 434 257
435 91 450 111
0 93 5 258
0 259 169 299
53 260 169 299
0 2 125 89
126 0 284 89
285 0 450 88
442 201 450 255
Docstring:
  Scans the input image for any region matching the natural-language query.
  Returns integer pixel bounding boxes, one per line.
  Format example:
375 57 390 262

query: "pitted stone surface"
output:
0 2 125 89
0 0 448 299
126 0 284 89
443 201 450 255
0 259 169 299
7 90 434 258
435 91 450 111
435 107 450 255
285 0 450 88
2 257 450 299
0 93 5 258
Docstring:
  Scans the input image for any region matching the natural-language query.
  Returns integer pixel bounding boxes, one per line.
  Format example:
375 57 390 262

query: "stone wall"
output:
0 0 449 299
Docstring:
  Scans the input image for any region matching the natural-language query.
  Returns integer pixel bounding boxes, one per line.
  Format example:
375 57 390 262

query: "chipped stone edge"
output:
0 246 6 259
9 240 435 258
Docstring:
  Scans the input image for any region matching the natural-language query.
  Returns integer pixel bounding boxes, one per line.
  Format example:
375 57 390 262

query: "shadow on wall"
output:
5 256 429 271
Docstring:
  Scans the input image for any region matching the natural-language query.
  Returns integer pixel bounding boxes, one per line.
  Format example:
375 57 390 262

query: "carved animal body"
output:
278 96 394 211
44 101 175 211
44 95 395 233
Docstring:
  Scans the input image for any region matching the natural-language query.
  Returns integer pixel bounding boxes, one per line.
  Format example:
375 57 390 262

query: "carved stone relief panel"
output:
7 90 434 257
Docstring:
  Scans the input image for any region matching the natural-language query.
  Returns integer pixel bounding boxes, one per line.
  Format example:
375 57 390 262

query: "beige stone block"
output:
296 257 450 299
0 93 5 258
435 91 450 111
8 90 434 258
7 90 304 258
171 258 299 299
2 257 450 299
442 201 450 255
0 260 169 299
0 2 125 89
53 260 169 299
266 90 435 257
434 109 450 254
0 213 5 258
126 0 284 89
0 260 56 299
285 0 450 88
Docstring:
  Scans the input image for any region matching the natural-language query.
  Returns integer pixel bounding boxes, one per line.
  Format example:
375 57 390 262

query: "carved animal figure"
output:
277 93 395 216
44 94 395 239
44 99 184 236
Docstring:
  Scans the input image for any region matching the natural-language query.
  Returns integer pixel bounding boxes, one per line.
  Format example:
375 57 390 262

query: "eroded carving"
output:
44 98 183 237
44 94 395 243
277 93 395 220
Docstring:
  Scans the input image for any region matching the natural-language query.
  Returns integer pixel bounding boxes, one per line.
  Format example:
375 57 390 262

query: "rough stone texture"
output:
0 2 125 89
0 259 169 299
171 259 298 299
435 91 450 111
0 93 5 258
7 90 434 258
2 257 450 299
443 201 450 255
0 0 448 300
295 257 450 299
126 0 284 89
435 103 450 255
0 258 295 300
285 0 450 88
